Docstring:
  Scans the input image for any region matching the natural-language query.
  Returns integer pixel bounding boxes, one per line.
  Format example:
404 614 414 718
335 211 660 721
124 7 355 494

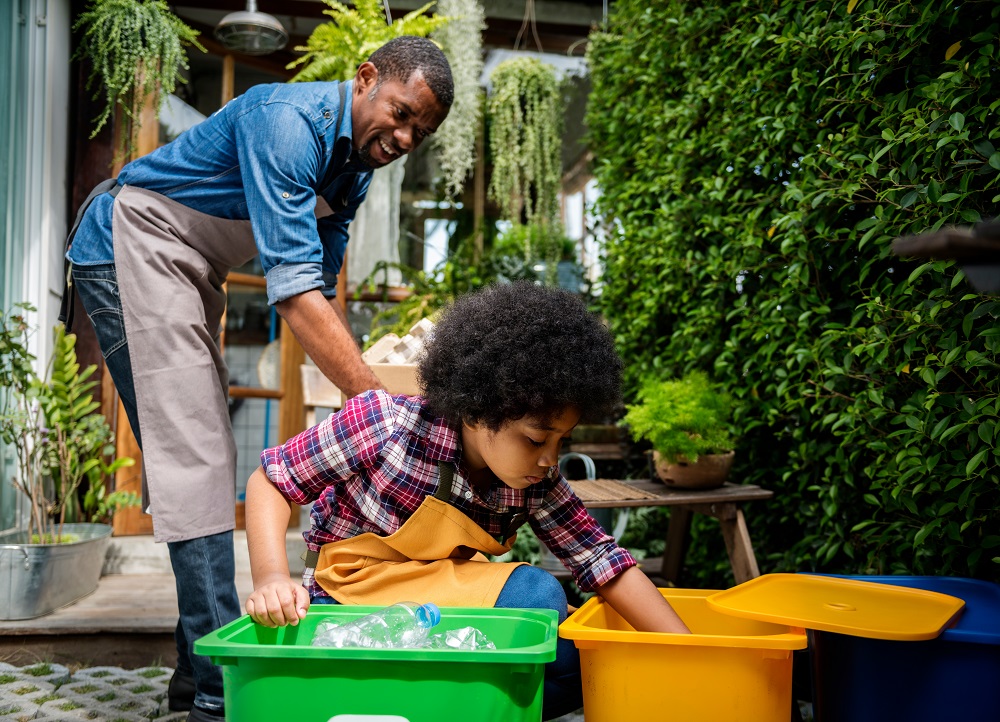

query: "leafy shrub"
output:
587 0 1000 586
622 372 735 463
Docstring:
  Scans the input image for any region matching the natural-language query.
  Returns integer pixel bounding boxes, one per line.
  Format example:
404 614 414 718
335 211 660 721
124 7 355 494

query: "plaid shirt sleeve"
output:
261 390 397 505
530 477 637 592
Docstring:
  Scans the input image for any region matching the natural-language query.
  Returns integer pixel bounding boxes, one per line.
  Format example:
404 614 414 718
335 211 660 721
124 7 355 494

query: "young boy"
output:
245 282 689 720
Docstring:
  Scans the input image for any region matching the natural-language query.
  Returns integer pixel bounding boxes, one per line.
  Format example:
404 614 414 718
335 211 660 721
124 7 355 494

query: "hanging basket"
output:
652 450 735 490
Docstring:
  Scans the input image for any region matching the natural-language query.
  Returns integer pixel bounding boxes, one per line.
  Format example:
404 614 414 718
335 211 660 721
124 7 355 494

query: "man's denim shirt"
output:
68 80 373 304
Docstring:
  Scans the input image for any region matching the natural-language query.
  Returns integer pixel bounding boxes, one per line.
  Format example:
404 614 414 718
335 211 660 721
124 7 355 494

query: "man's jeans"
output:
73 263 240 713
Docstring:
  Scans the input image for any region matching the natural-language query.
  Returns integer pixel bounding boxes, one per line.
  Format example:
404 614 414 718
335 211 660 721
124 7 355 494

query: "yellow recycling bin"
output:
560 575 965 722
560 588 807 722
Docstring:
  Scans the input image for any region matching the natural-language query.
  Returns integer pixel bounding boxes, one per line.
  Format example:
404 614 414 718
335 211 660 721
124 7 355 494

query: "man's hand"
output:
275 290 384 398
246 575 310 628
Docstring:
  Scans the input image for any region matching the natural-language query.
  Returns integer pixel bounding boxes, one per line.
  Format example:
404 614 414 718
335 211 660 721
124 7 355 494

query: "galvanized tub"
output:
0 522 113 620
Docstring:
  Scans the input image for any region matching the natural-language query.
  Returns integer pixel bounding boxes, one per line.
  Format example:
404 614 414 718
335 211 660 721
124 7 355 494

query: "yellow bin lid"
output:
707 574 965 641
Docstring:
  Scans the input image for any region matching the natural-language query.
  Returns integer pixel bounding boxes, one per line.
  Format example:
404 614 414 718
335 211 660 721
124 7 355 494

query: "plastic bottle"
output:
312 601 442 649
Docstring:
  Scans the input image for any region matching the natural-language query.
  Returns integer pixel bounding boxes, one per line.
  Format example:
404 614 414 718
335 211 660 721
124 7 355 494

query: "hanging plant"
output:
487 57 562 229
288 0 451 82
431 0 485 199
73 0 204 161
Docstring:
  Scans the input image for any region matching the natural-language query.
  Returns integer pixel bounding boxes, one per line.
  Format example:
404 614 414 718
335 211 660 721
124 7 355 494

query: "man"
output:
61 36 452 722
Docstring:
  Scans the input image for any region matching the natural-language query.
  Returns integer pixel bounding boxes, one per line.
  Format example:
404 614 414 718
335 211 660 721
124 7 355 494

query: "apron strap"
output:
318 82 355 204
59 179 121 331
435 462 454 501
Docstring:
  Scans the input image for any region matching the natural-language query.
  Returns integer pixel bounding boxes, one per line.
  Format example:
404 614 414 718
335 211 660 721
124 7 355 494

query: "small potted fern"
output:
622 371 736 489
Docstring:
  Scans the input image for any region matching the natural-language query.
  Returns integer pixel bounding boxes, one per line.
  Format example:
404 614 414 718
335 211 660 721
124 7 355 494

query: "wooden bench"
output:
565 479 773 585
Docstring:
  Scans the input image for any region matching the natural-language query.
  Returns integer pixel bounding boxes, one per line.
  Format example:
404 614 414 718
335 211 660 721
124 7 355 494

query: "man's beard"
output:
355 142 385 170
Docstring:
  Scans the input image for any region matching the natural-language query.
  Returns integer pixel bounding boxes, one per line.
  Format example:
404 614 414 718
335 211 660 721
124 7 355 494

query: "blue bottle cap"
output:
416 602 441 628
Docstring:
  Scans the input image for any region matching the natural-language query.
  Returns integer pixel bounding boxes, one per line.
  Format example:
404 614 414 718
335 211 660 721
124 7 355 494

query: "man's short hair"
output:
367 36 454 107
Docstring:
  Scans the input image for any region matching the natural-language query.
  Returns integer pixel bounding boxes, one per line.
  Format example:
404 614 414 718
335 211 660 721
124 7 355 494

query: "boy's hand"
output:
246 577 310 627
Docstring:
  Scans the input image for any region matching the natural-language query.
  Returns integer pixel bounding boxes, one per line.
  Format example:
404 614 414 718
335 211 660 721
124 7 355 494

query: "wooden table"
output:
567 479 773 585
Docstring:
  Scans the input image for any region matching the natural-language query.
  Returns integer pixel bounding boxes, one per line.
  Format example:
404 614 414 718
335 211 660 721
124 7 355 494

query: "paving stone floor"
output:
0 662 185 722
0 662 584 722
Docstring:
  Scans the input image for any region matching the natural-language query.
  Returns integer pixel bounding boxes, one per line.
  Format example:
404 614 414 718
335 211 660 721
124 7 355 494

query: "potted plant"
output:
622 371 736 489
0 306 135 620
73 0 204 162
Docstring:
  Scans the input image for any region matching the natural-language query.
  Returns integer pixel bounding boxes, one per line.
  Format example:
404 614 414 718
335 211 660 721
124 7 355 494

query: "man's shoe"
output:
187 705 226 722
167 670 196 712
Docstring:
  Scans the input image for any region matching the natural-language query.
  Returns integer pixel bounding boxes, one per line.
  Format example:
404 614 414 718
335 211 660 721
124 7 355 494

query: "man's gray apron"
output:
113 186 334 541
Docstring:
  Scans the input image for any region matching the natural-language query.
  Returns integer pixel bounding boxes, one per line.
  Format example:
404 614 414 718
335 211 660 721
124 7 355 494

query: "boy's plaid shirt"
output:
261 390 636 599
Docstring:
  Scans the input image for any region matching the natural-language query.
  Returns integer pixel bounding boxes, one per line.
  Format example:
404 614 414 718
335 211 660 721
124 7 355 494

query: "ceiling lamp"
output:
214 0 288 56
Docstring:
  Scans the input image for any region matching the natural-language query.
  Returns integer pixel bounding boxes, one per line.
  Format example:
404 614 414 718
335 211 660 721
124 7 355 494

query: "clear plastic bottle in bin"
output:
312 601 442 649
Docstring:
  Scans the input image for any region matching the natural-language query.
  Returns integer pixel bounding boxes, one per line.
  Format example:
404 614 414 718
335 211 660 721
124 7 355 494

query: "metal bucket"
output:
0 522 113 620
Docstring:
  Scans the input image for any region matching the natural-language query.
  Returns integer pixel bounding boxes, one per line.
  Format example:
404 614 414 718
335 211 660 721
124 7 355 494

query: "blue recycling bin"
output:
807 575 1000 722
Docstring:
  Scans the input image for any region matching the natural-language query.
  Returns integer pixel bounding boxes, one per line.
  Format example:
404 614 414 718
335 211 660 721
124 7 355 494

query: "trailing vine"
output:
288 0 450 83
73 0 203 161
487 57 562 229
431 0 486 199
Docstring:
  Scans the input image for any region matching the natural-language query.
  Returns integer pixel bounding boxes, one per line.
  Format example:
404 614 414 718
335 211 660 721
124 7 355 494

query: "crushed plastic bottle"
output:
425 626 497 650
312 602 442 649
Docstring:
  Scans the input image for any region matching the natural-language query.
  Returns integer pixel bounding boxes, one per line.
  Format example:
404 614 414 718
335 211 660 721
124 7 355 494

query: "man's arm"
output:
275 289 385 399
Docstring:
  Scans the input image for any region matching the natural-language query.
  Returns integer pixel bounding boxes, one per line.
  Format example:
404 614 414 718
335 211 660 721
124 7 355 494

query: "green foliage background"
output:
587 0 1000 586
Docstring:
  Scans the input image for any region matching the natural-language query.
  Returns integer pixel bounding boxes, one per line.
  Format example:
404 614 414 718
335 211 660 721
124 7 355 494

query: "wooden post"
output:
221 55 235 105
719 507 762 584
473 111 486 262
111 67 160 536
278 320 306 527
219 55 235 355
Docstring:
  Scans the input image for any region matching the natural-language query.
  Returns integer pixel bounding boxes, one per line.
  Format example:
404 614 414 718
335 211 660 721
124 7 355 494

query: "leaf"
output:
914 523 935 547
944 41 962 60
949 112 965 132
990 153 1000 171
907 262 934 284
966 449 989 477
847 0 859 12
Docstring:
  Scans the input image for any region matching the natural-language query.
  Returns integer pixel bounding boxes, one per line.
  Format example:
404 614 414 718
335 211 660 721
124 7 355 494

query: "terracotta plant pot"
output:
653 450 735 490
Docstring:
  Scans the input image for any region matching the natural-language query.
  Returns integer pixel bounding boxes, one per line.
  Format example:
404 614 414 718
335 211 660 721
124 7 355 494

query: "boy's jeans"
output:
73 263 240 713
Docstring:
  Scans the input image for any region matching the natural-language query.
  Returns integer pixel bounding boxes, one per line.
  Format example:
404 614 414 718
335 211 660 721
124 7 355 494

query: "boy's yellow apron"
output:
314 464 527 607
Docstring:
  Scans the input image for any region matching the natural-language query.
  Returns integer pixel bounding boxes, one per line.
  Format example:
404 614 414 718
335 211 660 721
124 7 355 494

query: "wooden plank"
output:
720 507 762 583
577 480 773 509
661 506 693 584
0 572 260 636
229 385 283 400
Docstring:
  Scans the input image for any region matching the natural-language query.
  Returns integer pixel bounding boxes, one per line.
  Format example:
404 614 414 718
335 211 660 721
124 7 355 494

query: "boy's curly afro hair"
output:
418 282 623 431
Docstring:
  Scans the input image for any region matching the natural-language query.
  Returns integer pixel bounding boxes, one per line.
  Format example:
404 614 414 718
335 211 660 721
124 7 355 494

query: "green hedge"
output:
587 0 1000 585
